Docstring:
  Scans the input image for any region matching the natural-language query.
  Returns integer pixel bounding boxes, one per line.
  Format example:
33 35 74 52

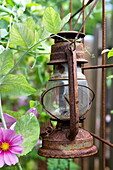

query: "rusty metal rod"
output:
60 4 63 31
102 0 106 169
83 0 85 44
81 128 113 148
73 7 84 31
81 0 85 169
69 0 99 47
69 0 94 20
64 94 70 105
70 0 72 30
82 64 113 70
60 4 63 20
75 0 99 39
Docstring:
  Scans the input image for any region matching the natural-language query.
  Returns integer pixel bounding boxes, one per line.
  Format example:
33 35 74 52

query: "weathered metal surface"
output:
38 123 97 158
82 64 113 70
47 31 88 65
69 0 94 21
76 43 88 63
38 146 97 159
50 63 68 80
39 31 97 159
54 31 85 40
70 0 72 30
84 128 113 148
66 47 79 140
102 0 106 169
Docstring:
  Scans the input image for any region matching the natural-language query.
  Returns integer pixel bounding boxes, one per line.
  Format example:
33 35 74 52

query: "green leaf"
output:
0 19 8 29
36 28 43 41
37 154 46 161
111 110 113 114
39 112 49 122
30 100 35 108
26 3 41 7
107 75 113 79
15 112 40 156
106 78 112 88
101 49 110 54
35 104 42 114
0 6 13 15
0 49 14 77
43 7 61 34
0 74 36 97
3 110 24 119
25 17 36 32
30 100 42 114
10 23 35 48
70 161 80 169
0 45 4 54
6 0 14 7
0 28 8 38
108 48 113 58
60 13 71 30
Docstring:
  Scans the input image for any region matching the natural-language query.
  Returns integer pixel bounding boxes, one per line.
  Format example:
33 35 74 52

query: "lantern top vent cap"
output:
51 31 85 42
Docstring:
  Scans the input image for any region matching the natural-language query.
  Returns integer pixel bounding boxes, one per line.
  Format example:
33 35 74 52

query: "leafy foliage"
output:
15 112 40 156
43 7 71 34
10 23 35 48
0 74 36 97
0 0 112 170
3 110 24 119
47 159 80 170
0 49 14 77
108 48 113 58
111 110 113 114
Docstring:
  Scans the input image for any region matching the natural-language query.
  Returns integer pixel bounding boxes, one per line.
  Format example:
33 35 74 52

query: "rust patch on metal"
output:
38 122 97 158
56 64 65 74
47 31 88 65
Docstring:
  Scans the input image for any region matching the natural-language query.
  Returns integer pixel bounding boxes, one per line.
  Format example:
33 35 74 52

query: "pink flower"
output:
25 108 40 119
18 96 29 106
0 128 24 168
0 108 40 128
0 113 17 128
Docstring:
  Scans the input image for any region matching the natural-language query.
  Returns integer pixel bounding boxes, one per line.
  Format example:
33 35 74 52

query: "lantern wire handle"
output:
40 84 95 121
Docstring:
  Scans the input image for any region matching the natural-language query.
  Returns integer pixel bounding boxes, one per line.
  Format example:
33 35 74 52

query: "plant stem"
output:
6 15 12 50
17 162 23 170
0 95 7 129
1 34 70 83
0 96 23 169
2 0 6 6
2 35 55 80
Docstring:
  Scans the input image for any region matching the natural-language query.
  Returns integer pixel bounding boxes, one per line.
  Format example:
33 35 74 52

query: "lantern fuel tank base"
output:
38 123 97 158
38 145 97 159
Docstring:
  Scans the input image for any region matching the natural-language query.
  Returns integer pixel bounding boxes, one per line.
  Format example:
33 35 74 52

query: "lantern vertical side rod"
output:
70 0 72 30
81 0 85 169
66 47 79 140
102 0 106 169
82 0 85 45
60 4 63 31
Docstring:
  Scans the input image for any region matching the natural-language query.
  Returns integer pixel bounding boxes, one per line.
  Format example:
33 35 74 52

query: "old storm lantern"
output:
38 31 97 158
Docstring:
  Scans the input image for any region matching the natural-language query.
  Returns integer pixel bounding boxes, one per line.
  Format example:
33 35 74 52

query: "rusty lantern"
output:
38 31 97 158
